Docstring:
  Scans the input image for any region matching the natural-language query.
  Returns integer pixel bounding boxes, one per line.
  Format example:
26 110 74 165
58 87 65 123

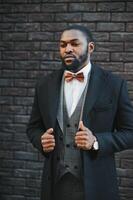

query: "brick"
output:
28 51 54 60
2 88 27 96
41 3 67 12
97 2 125 12
14 151 37 161
0 186 13 195
25 161 43 170
0 114 14 123
0 150 13 159
41 22 67 32
14 169 41 178
3 33 27 41
40 61 62 70
0 61 14 69
112 13 133 22
29 0 42 2
111 53 133 62
0 141 26 151
0 42 14 50
41 42 58 51
2 105 28 115
97 22 124 32
28 32 54 41
56 0 82 2
68 22 96 31
1 177 25 187
124 63 133 72
0 23 14 32
14 42 40 50
3 14 27 22
15 61 39 69
26 70 50 79
1 195 25 200
69 3 96 12
121 178 133 187
13 4 40 13
14 97 33 106
96 42 123 52
3 0 27 2
93 32 109 41
83 0 113 1
125 42 133 52
14 79 35 88
29 13 54 22
14 133 28 143
26 178 41 187
96 62 124 72
56 13 82 22
110 33 133 42
126 23 133 32
121 160 133 169
15 23 40 32
3 51 28 60
83 13 110 22
0 5 14 13
0 79 14 87
92 52 109 61
127 2 133 11
1 159 25 169
0 96 13 105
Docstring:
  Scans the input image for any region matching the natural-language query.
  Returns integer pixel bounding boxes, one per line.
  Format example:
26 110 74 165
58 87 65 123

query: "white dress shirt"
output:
64 61 91 117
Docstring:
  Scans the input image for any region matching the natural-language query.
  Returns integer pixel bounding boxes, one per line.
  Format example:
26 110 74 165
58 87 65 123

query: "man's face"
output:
59 29 93 72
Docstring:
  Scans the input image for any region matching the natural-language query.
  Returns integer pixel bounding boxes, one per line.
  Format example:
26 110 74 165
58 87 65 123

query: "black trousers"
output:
53 173 85 200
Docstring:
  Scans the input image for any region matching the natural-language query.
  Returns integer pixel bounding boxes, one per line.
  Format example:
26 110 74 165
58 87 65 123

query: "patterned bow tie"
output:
64 72 84 82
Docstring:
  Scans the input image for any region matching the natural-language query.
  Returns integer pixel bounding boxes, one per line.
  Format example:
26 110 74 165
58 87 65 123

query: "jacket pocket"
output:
93 103 112 112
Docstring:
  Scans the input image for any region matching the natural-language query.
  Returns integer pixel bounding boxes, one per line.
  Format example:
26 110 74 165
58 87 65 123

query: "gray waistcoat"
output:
55 78 89 182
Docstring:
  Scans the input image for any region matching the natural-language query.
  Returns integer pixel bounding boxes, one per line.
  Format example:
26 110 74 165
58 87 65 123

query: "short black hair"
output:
62 25 94 43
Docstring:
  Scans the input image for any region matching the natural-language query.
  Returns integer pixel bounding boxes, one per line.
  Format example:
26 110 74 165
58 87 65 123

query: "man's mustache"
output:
64 54 76 59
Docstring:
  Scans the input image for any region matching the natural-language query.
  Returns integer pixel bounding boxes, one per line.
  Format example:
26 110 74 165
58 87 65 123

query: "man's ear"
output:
88 42 94 54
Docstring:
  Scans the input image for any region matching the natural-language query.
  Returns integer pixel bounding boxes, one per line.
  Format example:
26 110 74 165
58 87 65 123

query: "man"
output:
27 25 133 200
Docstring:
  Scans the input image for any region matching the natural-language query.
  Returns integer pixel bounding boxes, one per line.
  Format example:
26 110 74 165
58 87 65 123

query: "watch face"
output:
93 141 99 150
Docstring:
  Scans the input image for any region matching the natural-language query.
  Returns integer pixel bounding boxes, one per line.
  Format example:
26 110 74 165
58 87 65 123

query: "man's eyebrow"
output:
60 39 79 43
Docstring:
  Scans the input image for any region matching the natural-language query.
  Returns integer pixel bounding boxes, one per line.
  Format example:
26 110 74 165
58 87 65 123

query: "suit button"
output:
57 156 60 161
66 144 70 148
67 124 70 127
59 135 63 141
75 123 78 128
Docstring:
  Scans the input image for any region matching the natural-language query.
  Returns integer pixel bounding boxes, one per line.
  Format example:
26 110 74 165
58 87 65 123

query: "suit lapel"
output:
40 69 64 129
82 64 103 123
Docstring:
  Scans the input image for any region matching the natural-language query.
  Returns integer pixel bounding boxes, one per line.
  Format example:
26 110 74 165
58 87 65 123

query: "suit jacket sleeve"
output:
26 83 49 157
95 80 133 157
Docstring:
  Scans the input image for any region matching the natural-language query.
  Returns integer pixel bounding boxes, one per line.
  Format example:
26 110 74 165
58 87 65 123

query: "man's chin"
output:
62 59 81 72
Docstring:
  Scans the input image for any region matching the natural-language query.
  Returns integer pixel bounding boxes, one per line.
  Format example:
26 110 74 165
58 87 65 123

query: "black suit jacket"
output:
27 64 133 200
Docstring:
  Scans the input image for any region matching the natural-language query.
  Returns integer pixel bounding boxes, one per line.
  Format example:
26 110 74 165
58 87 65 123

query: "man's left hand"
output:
75 121 96 150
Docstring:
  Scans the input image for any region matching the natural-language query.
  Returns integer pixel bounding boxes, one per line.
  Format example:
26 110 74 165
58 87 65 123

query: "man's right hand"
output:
41 128 55 153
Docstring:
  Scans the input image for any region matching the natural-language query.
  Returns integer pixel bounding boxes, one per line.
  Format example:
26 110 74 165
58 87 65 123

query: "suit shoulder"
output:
97 65 124 85
36 69 64 88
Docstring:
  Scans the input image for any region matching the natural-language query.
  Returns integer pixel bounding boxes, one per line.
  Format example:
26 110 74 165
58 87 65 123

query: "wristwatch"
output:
92 137 99 150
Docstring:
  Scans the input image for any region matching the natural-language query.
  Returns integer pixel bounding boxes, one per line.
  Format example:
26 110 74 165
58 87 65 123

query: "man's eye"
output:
60 43 66 48
71 43 80 47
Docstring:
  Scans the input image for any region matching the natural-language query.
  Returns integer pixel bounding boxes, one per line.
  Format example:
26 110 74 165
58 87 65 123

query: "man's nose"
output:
65 44 73 53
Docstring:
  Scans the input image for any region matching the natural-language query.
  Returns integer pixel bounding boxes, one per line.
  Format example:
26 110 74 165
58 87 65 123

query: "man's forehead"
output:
60 29 85 41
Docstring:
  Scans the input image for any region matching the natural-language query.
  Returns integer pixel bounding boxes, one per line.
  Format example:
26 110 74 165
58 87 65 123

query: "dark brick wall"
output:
0 0 133 200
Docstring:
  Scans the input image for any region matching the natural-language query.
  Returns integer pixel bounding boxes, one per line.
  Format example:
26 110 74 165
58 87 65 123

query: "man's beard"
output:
61 48 89 73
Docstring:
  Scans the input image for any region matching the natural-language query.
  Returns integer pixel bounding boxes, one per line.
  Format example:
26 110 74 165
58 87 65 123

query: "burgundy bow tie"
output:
64 72 84 82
